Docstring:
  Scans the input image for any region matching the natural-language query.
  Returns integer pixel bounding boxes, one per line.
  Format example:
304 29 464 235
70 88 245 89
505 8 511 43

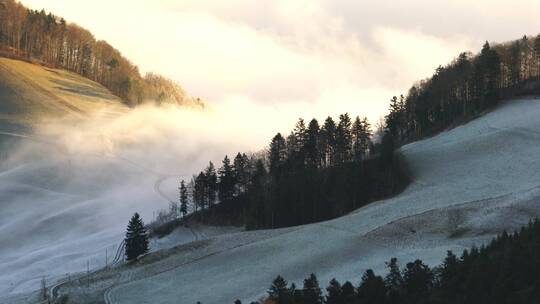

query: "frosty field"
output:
105 97 540 303
3 97 540 304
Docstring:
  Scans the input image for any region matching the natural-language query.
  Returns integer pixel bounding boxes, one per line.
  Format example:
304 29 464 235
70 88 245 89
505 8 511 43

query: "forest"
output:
149 114 409 233
0 0 203 107
243 218 540 304
386 35 540 144
163 34 540 231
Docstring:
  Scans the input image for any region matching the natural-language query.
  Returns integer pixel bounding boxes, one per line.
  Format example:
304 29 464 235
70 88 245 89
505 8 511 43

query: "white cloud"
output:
19 0 540 134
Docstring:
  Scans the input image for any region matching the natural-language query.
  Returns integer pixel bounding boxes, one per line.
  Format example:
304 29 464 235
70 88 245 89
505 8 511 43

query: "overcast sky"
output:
20 0 540 135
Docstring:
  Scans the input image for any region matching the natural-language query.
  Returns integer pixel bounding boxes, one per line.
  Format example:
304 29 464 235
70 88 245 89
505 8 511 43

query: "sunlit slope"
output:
0 57 127 128
108 98 540 304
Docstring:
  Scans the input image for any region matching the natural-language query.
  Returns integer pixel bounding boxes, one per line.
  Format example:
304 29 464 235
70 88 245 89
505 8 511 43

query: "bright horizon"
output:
19 0 540 144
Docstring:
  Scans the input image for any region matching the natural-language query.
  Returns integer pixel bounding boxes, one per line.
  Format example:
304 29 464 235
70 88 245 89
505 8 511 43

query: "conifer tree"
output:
352 116 364 162
321 116 337 167
205 162 217 208
302 273 323 304
385 257 403 303
402 260 433 303
193 172 207 212
336 113 352 163
124 212 149 261
218 155 235 203
325 278 343 304
269 133 287 177
233 153 249 195
341 281 356 303
305 119 320 168
179 180 188 217
268 275 289 303
360 117 373 157
357 269 387 304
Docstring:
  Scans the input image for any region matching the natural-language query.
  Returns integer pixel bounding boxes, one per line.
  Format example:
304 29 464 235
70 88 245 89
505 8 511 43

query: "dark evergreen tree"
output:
402 260 433 304
320 117 337 167
205 162 217 208
302 273 323 304
357 269 387 304
305 119 320 168
385 257 403 303
124 212 149 261
335 113 352 163
233 153 250 195
360 117 373 157
218 155 235 204
193 172 207 212
341 281 356 304
179 179 188 217
269 133 287 177
326 278 343 304
268 275 291 304
352 116 364 162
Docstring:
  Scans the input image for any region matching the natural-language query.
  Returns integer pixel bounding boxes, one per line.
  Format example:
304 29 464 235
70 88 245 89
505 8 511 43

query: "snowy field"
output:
104 98 540 304
3 97 540 304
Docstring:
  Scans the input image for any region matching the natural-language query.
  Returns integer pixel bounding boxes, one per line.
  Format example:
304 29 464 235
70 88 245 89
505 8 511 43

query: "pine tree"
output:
321 116 337 167
302 273 323 304
336 113 352 163
352 116 364 162
325 278 343 304
305 119 320 168
179 180 188 217
402 260 433 304
205 162 217 208
218 155 235 203
268 275 289 302
124 212 149 261
357 269 387 304
385 257 403 303
341 281 356 303
193 172 207 212
269 133 287 177
233 153 249 195
360 117 373 157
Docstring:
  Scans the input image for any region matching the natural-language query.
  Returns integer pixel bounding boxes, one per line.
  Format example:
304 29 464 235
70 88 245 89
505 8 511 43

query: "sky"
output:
19 0 540 144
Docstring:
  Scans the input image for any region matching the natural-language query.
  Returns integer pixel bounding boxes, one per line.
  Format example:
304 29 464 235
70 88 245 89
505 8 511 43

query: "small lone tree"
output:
124 212 149 261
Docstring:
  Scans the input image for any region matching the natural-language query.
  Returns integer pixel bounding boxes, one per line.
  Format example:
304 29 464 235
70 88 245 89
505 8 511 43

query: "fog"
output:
0 102 281 295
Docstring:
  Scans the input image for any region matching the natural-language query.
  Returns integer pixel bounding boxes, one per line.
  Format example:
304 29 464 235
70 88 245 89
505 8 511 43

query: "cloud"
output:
18 0 540 131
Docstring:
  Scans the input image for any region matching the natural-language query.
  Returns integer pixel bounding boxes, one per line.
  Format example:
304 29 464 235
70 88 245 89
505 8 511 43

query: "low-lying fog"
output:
0 103 281 295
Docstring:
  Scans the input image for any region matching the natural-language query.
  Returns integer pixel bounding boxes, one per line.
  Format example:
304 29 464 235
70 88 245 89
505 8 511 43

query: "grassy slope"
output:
0 57 127 130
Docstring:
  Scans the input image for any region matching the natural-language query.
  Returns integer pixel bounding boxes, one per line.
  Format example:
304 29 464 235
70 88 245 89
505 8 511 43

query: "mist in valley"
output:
0 102 277 294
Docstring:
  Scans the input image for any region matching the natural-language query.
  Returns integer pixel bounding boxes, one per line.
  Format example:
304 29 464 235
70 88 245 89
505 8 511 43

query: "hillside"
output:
31 97 539 304
0 57 127 129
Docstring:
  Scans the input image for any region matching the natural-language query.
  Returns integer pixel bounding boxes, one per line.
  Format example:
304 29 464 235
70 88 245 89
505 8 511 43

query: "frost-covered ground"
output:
103 98 540 304
3 98 540 304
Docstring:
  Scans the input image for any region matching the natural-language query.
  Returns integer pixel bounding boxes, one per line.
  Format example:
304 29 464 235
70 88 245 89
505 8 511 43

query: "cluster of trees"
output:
181 114 407 229
386 35 540 144
124 212 149 261
248 219 540 304
0 0 202 107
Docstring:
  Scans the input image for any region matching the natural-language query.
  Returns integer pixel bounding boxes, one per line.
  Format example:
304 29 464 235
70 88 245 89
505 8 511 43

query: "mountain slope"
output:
95 98 540 304
0 57 127 129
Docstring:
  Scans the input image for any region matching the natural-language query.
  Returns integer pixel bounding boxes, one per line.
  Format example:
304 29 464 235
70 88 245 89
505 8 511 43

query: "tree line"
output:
227 219 540 304
386 35 540 144
0 0 203 107
173 114 407 230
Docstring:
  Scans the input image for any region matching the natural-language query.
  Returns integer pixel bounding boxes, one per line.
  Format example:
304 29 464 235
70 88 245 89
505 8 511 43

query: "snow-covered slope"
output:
101 98 540 304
